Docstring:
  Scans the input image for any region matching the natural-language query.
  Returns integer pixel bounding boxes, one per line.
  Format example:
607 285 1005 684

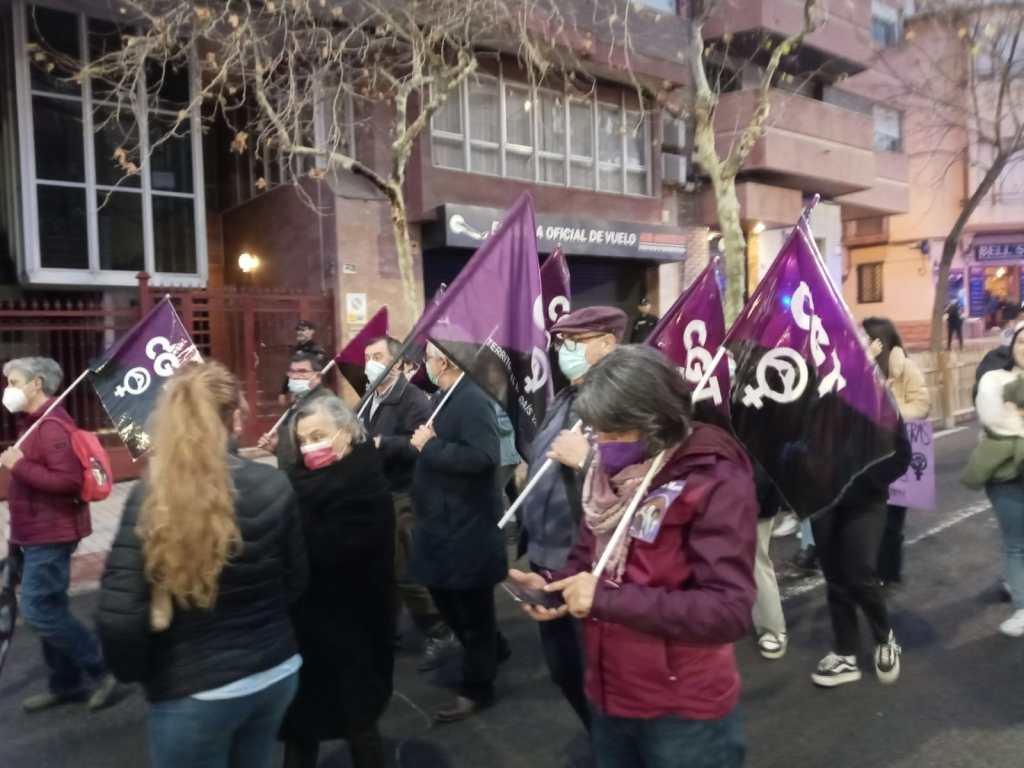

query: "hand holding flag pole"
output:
259 358 338 446
497 419 583 530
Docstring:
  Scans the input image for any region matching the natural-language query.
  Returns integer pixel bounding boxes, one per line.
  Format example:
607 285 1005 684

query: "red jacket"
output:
555 423 757 721
8 401 91 546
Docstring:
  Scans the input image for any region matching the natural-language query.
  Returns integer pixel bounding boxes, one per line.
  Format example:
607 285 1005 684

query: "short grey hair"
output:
295 395 367 445
575 345 692 454
425 342 460 371
3 356 63 395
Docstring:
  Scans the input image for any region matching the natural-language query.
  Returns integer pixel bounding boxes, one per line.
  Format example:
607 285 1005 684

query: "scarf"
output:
583 446 676 583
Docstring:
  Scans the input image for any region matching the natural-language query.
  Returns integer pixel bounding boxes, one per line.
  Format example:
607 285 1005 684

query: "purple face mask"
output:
597 440 648 476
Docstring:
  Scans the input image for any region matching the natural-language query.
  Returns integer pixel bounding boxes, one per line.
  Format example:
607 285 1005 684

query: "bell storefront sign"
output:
975 242 1024 261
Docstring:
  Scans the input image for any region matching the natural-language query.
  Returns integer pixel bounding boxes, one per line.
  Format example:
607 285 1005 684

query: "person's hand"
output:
546 572 597 619
868 339 884 360
411 424 436 452
277 394 289 407
0 447 23 470
257 431 278 452
508 568 547 590
508 569 571 622
547 430 589 470
373 435 381 448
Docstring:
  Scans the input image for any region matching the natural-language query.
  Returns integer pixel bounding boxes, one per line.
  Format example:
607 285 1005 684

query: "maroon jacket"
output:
554 423 757 721
8 401 90 546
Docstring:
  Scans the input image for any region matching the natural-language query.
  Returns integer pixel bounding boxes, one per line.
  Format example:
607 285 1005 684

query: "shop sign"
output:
975 242 1024 261
438 204 688 261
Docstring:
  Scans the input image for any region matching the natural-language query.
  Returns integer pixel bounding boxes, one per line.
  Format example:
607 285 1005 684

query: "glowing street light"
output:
238 252 261 273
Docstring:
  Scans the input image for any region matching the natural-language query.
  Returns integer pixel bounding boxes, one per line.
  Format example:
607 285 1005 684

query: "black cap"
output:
296 320 316 331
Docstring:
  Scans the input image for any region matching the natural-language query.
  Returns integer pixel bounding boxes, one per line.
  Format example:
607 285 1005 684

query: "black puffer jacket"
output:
96 455 308 702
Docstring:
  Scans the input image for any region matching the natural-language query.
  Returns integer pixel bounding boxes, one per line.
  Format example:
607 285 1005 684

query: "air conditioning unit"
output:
661 116 687 153
662 153 688 188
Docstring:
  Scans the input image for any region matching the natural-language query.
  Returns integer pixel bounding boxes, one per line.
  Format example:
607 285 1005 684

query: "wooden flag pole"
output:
497 419 584 530
9 368 92 452
592 449 668 580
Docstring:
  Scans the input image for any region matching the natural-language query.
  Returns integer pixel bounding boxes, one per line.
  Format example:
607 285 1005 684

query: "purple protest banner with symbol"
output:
335 306 389 396
89 297 202 458
725 219 903 519
646 263 730 423
888 420 935 510
416 192 552 455
540 247 571 331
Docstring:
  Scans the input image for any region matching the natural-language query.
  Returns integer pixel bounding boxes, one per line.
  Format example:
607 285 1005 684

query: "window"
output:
431 69 652 197
631 0 677 11
871 2 901 47
857 263 884 304
873 105 903 152
13 1 206 286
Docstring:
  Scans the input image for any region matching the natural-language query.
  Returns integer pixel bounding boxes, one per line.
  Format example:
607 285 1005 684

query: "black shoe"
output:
811 653 862 688
417 632 458 672
792 545 819 572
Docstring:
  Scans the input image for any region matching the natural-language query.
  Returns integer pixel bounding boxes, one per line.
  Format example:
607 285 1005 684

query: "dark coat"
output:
410 379 506 589
8 402 90 546
361 375 432 494
282 441 396 741
275 385 334 476
96 456 308 702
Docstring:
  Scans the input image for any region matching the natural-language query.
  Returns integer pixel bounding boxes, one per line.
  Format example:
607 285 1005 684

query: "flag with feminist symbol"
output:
646 263 730 424
89 297 203 458
725 220 905 519
416 192 552 455
540 248 571 332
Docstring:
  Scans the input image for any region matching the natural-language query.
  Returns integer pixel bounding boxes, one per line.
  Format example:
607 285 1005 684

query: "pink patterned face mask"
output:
300 431 340 470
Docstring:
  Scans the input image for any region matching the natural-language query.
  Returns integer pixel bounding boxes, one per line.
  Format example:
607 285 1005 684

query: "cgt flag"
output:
725 220 903 519
335 306 389 395
646 263 730 423
89 297 202 458
417 192 552 455
540 248 571 332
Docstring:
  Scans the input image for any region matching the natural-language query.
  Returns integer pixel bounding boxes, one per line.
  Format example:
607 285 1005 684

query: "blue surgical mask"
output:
288 377 311 395
365 360 388 386
558 343 590 382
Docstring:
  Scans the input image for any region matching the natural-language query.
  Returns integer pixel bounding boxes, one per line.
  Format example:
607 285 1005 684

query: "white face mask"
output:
2 386 28 414
365 360 388 387
288 377 312 395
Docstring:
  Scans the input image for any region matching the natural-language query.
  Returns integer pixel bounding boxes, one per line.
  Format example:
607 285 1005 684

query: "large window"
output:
431 70 652 197
873 105 903 153
13 1 206 286
871 2 901 47
857 262 884 304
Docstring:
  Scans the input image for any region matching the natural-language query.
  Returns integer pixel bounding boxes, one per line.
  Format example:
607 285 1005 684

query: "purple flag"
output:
725 221 902 519
89 297 202 457
540 248 571 331
335 306 389 395
417 193 552 454
646 264 730 422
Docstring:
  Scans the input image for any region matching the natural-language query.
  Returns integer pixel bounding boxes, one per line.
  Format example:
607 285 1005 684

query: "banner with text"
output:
888 420 935 510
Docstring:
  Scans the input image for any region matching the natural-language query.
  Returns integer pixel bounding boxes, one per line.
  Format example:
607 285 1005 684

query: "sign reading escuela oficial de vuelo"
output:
436 204 689 262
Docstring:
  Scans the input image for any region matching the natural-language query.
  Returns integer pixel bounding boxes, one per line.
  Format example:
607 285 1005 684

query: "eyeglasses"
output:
554 333 606 352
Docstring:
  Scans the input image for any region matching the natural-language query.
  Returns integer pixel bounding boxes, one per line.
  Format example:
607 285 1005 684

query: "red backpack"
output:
43 418 114 503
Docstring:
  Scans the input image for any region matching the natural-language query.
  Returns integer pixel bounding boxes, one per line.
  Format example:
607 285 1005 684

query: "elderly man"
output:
409 344 507 723
361 336 457 671
260 351 332 474
1 357 117 712
518 306 627 729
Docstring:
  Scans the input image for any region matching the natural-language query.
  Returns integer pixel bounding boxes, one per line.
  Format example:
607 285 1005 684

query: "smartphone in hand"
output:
502 580 566 610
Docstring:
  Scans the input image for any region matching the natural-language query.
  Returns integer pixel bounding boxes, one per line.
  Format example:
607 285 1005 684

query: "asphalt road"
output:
3 424 1022 768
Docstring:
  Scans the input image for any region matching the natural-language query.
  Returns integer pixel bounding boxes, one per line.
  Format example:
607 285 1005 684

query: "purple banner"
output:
89 298 202 457
725 221 902 519
888 420 935 510
336 306 389 395
540 248 571 331
417 193 552 454
646 263 730 421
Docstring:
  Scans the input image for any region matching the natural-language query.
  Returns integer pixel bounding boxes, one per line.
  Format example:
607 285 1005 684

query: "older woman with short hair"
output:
510 345 758 768
280 396 396 768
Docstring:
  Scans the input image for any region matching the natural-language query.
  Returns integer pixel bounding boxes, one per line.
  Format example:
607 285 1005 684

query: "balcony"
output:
836 151 911 219
703 0 873 75
713 88 877 198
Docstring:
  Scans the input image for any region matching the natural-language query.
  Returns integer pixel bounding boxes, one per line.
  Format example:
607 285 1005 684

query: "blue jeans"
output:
19 543 106 694
148 672 299 768
591 710 745 768
987 481 1024 610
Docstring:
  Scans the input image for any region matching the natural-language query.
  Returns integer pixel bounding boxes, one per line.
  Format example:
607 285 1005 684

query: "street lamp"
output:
238 252 261 273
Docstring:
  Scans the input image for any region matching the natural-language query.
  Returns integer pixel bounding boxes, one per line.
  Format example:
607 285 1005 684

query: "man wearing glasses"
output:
517 306 627 730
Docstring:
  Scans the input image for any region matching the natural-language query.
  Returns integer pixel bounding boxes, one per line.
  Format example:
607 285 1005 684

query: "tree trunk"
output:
385 186 422 331
711 174 747 323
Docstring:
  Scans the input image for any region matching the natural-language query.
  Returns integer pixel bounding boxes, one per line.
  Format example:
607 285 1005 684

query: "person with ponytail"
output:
97 362 308 768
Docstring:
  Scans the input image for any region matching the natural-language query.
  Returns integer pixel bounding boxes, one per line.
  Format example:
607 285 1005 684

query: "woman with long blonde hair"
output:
98 362 308 768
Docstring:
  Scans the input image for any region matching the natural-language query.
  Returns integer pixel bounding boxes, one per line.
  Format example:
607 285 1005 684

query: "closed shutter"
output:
568 257 649 315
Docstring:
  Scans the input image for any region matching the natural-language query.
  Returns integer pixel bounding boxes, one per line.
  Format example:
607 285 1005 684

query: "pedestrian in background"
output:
752 465 788 660
278 321 326 407
281 396 395 768
98 362 307 768
1 357 118 713
512 346 757 768
946 300 964 351
517 306 626 730
410 344 509 723
360 336 457 672
864 317 931 587
629 297 658 344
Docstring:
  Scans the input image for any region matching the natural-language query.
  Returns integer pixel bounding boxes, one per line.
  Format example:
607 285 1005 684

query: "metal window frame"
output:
13 0 206 287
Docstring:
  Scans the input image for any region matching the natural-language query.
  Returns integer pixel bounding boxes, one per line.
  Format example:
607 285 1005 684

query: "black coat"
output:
281 441 396 741
96 456 308 702
361 375 433 494
411 379 506 589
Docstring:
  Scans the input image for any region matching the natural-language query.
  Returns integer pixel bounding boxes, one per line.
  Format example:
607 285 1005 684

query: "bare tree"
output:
879 1 1024 353
29 1 642 320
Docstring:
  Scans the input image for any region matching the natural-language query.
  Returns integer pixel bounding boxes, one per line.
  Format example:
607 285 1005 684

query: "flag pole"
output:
9 368 92 452
592 449 668 580
691 346 726 403
426 372 464 426
497 419 584 530
261 358 338 443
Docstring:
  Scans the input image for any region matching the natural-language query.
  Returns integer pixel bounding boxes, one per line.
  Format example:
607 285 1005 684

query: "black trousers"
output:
877 504 907 583
283 724 385 768
812 499 892 656
947 324 963 350
534 591 591 730
429 586 505 703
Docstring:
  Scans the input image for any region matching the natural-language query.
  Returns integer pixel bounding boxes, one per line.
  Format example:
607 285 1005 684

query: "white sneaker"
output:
811 653 861 687
758 631 788 660
874 631 901 684
999 609 1024 637
772 514 799 538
